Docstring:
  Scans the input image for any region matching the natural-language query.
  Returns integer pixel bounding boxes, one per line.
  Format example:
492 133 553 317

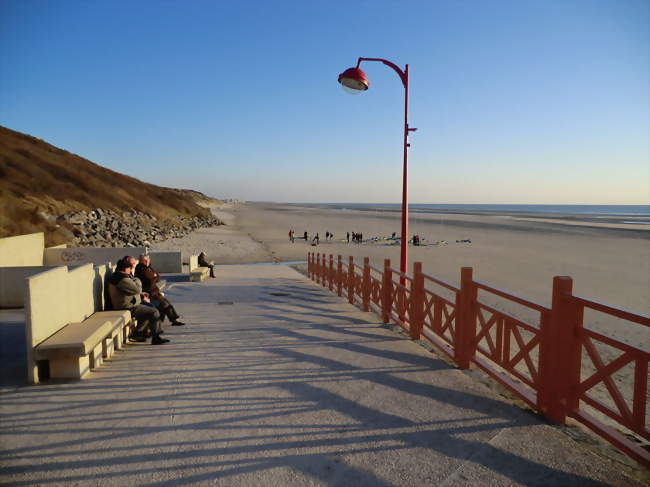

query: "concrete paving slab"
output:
0 265 644 486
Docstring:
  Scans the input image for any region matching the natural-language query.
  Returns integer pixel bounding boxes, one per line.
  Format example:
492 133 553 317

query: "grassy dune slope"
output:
0 126 221 245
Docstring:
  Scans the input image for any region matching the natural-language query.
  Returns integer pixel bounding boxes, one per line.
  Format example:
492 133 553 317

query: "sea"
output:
301 203 650 223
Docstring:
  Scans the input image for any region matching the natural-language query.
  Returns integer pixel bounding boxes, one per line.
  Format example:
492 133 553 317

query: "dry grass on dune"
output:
0 125 221 245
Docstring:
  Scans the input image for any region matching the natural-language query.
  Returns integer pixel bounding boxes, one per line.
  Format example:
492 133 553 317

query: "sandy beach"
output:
153 202 649 344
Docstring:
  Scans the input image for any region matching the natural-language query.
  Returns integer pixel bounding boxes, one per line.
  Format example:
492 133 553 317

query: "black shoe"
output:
158 329 165 334
129 334 147 343
171 321 185 326
151 336 170 345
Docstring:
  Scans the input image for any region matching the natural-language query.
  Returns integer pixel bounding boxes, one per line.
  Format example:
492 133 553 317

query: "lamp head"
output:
338 67 369 95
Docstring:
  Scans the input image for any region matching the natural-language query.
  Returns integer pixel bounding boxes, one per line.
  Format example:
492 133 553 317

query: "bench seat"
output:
35 310 130 380
190 267 210 282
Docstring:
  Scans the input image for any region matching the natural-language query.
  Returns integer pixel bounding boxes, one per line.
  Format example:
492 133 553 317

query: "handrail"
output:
421 272 459 292
389 267 412 280
474 279 548 313
572 295 650 326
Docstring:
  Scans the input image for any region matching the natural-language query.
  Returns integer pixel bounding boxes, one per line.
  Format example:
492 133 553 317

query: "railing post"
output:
329 254 334 292
537 276 581 424
455 267 476 369
337 255 343 297
307 252 311 278
321 253 327 288
362 257 371 312
382 259 392 323
347 256 354 304
409 262 424 340
316 253 321 284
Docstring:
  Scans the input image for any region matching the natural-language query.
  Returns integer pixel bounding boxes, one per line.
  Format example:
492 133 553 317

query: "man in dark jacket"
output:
135 254 185 326
198 252 216 278
109 256 169 345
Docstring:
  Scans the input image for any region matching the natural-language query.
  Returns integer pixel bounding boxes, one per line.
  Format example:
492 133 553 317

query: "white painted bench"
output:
189 255 210 282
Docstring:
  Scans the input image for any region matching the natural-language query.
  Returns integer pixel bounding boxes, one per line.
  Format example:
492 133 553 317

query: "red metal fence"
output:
307 252 650 468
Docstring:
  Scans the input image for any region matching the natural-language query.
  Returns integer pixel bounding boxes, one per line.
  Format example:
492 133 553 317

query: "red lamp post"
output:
338 57 416 283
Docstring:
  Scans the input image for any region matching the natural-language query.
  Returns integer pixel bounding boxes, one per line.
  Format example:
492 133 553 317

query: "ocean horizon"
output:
288 203 650 218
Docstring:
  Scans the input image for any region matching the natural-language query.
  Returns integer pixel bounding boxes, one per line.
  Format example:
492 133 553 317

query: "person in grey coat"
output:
109 256 169 345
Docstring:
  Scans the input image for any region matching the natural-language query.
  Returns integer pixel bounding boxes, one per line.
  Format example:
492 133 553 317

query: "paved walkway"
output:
0 265 643 486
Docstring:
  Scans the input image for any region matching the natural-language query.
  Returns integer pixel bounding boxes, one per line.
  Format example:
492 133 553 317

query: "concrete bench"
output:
189 255 210 282
25 264 132 383
34 310 130 379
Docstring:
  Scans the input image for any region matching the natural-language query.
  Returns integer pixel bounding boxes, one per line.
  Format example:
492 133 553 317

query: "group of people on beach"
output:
108 251 216 345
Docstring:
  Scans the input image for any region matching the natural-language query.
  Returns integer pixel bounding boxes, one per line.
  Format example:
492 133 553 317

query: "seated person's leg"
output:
132 304 168 343
153 296 185 326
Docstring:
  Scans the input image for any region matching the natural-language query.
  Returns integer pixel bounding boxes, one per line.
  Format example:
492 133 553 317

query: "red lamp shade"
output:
338 67 369 94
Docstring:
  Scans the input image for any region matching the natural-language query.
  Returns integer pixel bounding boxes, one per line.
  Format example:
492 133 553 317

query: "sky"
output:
1 0 648 204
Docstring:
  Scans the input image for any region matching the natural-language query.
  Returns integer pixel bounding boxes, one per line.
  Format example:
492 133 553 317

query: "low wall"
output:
43 247 146 267
0 266 60 308
0 233 44 267
149 251 182 273
189 255 198 271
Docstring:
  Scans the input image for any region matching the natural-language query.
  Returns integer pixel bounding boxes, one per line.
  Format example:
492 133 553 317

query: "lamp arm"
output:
356 57 407 88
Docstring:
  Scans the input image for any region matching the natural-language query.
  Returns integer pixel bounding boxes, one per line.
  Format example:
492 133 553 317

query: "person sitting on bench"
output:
109 257 169 345
135 254 185 326
198 252 216 278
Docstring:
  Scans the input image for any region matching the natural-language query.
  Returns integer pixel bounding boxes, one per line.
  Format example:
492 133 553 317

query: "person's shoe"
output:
129 334 147 343
158 329 165 334
151 336 170 345
171 321 185 326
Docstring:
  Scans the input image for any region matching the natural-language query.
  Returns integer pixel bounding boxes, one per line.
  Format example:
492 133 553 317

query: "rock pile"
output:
59 208 222 248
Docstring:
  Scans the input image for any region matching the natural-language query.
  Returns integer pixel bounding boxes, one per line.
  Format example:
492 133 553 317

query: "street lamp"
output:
338 57 416 283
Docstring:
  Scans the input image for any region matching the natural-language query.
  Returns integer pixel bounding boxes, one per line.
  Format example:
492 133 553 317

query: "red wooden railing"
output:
307 252 650 468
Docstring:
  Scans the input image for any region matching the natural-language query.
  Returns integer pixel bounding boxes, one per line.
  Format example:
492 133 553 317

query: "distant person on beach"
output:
109 257 168 345
329 232 333 241
391 232 396 239
289 229 294 243
346 232 350 243
198 252 216 278
136 254 185 327
304 231 308 241
312 233 319 245
325 231 330 241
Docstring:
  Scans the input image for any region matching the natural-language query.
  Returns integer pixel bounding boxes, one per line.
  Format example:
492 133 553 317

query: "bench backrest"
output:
189 255 198 271
149 251 182 273
0 266 61 308
0 233 44 267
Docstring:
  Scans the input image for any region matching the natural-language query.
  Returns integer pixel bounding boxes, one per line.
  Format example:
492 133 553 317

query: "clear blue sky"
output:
1 0 648 204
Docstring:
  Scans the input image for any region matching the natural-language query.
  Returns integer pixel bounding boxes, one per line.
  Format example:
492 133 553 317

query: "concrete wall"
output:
149 251 182 273
44 247 145 267
0 233 44 267
0 266 60 308
189 255 198 271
